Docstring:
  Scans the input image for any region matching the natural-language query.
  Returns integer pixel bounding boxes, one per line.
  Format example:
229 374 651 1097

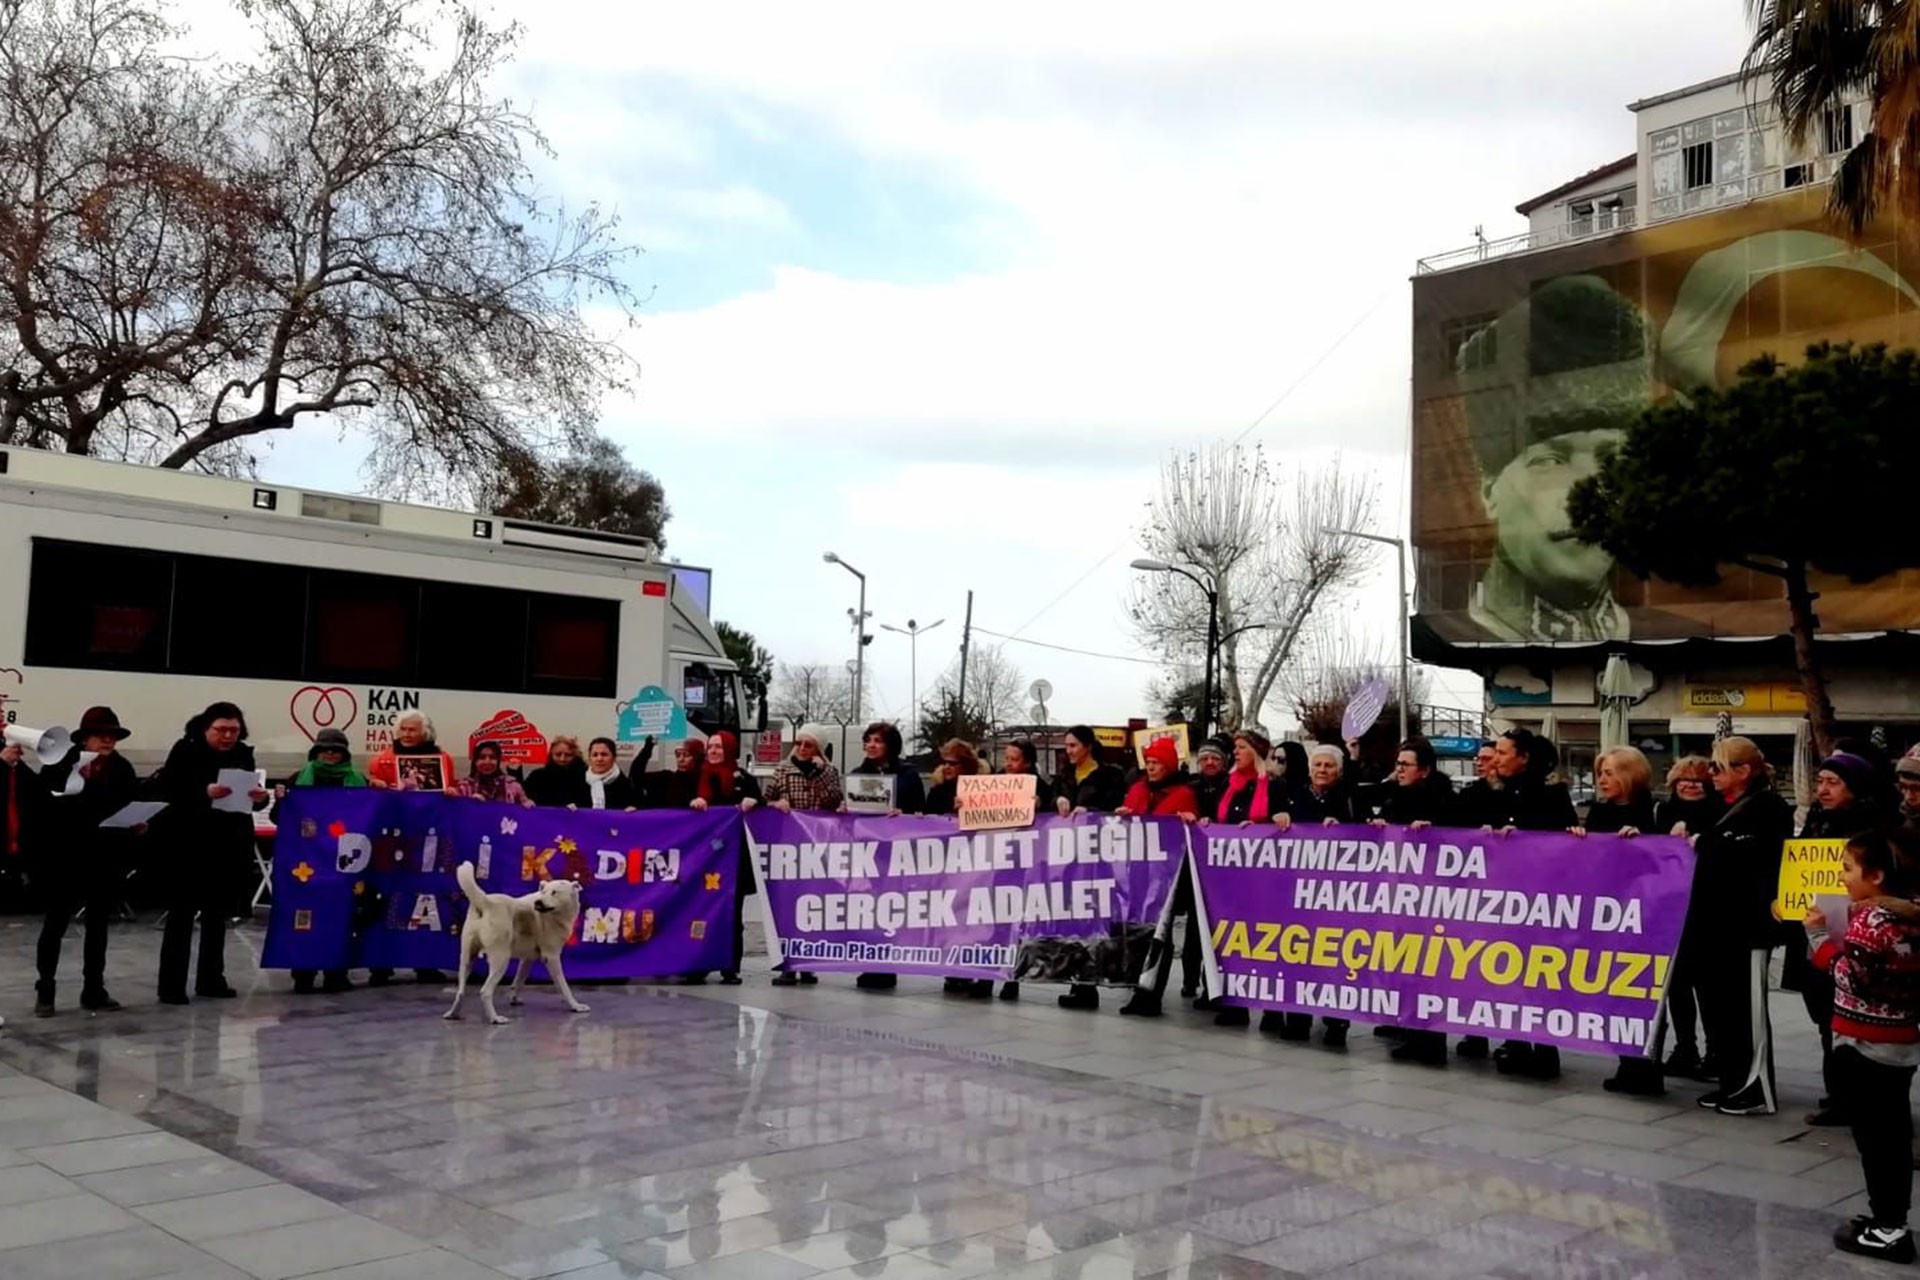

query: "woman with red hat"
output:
34 707 141 1017
1118 738 1199 820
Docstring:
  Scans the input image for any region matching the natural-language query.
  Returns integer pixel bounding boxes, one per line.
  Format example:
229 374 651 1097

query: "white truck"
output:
0 447 745 774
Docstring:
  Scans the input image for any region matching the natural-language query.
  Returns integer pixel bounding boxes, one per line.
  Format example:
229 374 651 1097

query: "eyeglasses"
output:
1898 778 1920 792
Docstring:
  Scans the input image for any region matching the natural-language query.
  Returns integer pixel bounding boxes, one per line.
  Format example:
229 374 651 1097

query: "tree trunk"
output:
1782 559 1839 758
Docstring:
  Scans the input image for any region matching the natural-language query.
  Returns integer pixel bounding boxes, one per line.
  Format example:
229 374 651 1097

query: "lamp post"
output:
1324 528 1410 743
1131 558 1218 740
823 552 868 723
881 617 945 751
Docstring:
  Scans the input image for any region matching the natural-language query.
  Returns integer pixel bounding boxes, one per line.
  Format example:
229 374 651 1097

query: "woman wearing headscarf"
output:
34 707 140 1017
522 736 589 808
650 736 707 809
458 741 531 806
1051 726 1126 818
157 702 269 1004
694 732 766 987
274 728 367 995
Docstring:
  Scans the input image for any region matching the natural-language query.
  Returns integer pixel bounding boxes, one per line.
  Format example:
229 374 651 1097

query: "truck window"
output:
526 594 618 697
25 541 173 672
307 571 419 683
422 581 528 693
682 662 740 735
172 554 305 679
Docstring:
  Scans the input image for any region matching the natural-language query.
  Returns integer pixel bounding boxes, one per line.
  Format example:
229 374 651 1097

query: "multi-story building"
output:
1410 72 1919 789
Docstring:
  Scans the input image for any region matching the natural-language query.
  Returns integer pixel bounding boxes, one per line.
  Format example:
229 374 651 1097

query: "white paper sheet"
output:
61 752 97 796
101 801 167 829
213 768 264 813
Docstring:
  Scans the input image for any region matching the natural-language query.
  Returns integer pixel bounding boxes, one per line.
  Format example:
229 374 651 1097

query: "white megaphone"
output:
3 724 72 770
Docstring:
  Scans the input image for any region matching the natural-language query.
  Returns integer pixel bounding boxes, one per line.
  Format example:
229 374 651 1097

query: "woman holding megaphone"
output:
34 707 141 1017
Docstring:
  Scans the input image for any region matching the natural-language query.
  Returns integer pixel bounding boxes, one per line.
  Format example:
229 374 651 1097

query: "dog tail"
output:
456 862 489 916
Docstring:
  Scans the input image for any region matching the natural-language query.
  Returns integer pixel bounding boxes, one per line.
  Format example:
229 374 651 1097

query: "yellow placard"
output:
1774 838 1848 918
955 773 1038 831
1092 727 1129 749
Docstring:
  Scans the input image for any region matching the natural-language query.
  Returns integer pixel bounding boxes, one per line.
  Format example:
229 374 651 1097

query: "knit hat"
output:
308 728 351 761
1143 738 1181 770
1196 735 1231 764
1897 754 1920 782
1820 751 1877 799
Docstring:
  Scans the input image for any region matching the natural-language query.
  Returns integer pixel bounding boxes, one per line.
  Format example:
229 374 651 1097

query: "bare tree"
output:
2 0 639 490
927 644 1024 730
1280 629 1432 770
0 0 259 457
1129 446 1379 730
770 661 866 727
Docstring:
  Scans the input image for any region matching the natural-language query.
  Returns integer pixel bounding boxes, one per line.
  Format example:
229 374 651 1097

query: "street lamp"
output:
823 552 868 723
1324 528 1411 743
1132 558 1219 740
880 617 945 751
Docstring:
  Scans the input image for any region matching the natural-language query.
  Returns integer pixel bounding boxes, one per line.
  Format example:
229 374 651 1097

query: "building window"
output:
1444 313 1499 374
1683 141 1714 190
1596 196 1624 230
1821 103 1854 155
1784 163 1813 189
1568 201 1595 236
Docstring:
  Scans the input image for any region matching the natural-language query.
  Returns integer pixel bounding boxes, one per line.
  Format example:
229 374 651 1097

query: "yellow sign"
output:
1092 727 1129 749
1774 838 1848 918
955 773 1038 831
1682 683 1808 714
1134 723 1189 770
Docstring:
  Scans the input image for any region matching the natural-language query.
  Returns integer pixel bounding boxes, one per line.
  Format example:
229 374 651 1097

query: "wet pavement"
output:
0 913 1892 1278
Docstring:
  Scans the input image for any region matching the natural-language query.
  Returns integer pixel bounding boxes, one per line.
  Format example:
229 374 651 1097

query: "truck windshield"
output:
683 663 740 735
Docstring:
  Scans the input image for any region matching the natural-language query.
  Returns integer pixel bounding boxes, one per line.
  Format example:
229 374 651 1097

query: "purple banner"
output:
1191 823 1694 1055
744 811 1183 982
262 790 740 977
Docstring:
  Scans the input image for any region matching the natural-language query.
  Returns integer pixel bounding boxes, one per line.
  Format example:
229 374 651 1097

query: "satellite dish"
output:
1029 679 1053 702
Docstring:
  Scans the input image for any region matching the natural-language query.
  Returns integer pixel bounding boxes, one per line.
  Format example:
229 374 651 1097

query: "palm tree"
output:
1744 0 1920 235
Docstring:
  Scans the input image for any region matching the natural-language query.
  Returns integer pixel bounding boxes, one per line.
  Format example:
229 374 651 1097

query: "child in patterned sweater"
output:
1806 829 1920 1265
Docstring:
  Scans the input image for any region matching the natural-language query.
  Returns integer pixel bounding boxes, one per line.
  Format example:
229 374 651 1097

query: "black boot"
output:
968 980 994 999
1456 1035 1490 1060
79 987 121 1012
1213 1006 1250 1028
1492 1041 1534 1075
998 981 1020 1001
1057 984 1099 1011
1322 1020 1349 1050
321 970 353 993
291 970 317 995
1603 1056 1666 1097
1118 991 1162 1017
33 979 54 1018
1392 1031 1449 1066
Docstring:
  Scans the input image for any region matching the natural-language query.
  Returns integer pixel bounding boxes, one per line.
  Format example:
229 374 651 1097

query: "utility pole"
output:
1324 528 1411 743
881 618 945 753
957 590 974 726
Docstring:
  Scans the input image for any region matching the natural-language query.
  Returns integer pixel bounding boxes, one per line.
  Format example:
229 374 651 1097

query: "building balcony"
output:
1416 206 1639 275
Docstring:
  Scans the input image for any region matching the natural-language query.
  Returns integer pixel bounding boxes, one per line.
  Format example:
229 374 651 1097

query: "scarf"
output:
295 760 367 788
1220 767 1270 823
701 732 740 801
468 767 511 803
586 764 620 809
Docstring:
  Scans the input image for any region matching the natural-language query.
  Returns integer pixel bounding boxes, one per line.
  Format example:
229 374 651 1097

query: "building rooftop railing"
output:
1415 207 1638 275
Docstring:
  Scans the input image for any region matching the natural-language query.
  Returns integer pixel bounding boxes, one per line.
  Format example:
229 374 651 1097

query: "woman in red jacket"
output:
1118 738 1198 819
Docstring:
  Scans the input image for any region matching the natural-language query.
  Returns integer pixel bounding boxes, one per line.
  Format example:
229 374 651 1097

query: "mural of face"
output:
1482 427 1620 603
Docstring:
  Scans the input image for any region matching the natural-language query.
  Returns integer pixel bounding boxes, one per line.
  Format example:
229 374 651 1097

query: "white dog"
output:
443 862 589 1025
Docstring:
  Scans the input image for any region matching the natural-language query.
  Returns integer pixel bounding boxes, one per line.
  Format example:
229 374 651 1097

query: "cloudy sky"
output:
257 0 1754 727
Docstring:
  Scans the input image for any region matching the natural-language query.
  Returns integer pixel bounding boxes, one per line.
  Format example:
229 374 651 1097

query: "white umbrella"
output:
1597 655 1634 754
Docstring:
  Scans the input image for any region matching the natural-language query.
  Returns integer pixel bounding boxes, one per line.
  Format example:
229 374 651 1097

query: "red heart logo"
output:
290 686 357 741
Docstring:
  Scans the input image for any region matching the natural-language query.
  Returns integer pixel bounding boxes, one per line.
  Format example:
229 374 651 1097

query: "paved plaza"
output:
0 913 1895 1278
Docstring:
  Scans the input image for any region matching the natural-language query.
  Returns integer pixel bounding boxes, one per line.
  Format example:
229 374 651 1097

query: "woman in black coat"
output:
1478 728 1578 1079
580 737 642 810
1692 736 1794 1117
1051 726 1126 817
156 702 268 1004
522 736 590 808
1647 755 1722 1082
1579 747 1666 1096
1273 744 1363 1047
34 707 141 1016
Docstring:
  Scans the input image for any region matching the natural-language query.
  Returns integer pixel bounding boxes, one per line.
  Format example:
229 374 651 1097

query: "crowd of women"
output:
4 702 1918 1264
